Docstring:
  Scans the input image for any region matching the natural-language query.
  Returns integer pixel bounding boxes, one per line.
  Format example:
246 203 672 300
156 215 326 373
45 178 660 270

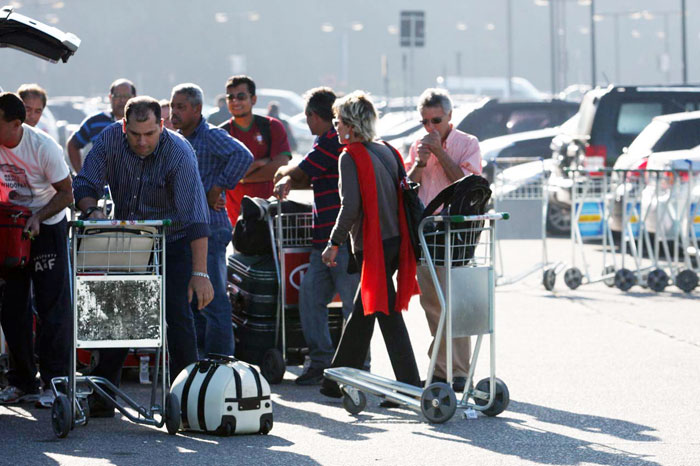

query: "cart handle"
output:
420 212 509 226
71 219 172 227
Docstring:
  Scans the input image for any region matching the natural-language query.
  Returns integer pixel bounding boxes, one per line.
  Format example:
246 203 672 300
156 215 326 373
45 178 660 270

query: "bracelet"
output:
192 271 210 279
415 160 427 168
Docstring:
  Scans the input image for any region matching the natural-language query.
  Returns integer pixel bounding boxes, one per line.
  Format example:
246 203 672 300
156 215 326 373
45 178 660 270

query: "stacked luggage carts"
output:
553 165 700 294
490 158 561 288
50 219 179 438
325 213 511 424
229 198 343 384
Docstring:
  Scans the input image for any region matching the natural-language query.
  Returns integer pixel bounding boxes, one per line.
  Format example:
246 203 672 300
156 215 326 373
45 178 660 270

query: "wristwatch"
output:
84 206 101 217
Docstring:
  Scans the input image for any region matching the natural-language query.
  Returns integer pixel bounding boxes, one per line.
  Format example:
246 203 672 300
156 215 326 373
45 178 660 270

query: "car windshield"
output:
654 119 700 152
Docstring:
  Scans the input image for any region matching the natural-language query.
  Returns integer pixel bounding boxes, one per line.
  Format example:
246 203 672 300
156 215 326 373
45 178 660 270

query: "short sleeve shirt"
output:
297 128 343 248
405 127 482 206
73 111 116 149
0 124 70 224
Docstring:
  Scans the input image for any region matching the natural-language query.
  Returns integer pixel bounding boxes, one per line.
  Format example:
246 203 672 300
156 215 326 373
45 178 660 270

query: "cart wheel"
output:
614 268 637 292
77 396 89 426
474 377 510 417
646 269 669 292
51 394 72 438
420 382 457 424
260 417 273 435
563 267 582 290
542 268 556 291
341 387 367 415
675 269 699 293
165 393 180 435
602 265 616 287
261 349 285 384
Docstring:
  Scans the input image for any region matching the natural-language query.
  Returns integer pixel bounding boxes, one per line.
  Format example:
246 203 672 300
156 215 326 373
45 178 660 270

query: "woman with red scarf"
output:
319 91 421 400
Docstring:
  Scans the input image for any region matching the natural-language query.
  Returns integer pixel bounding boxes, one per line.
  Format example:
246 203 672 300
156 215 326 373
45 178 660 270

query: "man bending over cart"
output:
73 96 213 417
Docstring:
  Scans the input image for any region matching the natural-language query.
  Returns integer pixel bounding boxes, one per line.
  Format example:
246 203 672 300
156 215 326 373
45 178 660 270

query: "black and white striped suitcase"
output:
170 355 273 435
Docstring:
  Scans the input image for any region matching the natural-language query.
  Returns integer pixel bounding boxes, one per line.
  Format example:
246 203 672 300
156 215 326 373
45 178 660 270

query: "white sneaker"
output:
0 385 39 404
35 389 56 408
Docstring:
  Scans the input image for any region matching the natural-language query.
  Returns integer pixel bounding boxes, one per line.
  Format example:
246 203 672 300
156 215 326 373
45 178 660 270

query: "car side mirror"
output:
622 147 628 154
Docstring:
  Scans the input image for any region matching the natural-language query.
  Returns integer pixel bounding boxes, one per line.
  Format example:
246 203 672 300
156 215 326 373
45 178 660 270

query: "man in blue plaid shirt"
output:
170 83 253 357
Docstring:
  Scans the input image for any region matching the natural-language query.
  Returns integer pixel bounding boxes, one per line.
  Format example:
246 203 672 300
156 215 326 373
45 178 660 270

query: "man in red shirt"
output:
219 76 291 225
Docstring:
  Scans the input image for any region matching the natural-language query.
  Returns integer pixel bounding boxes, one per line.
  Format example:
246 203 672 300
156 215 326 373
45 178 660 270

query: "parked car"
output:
640 147 700 237
547 84 700 234
383 98 578 160
614 111 700 170
443 76 544 101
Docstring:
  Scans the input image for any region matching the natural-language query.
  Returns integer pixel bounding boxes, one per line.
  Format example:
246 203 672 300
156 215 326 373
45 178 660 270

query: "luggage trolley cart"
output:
675 163 700 292
257 202 314 384
491 158 560 289
561 169 617 290
50 219 180 438
325 213 510 424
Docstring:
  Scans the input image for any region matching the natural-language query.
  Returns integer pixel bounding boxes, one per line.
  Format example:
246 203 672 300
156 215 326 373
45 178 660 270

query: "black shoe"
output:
452 377 467 393
319 380 343 399
88 395 115 418
379 400 400 408
421 375 447 386
295 366 326 386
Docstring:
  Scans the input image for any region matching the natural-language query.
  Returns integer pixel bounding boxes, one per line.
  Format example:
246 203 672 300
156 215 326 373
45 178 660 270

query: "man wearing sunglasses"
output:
405 88 482 393
219 75 291 225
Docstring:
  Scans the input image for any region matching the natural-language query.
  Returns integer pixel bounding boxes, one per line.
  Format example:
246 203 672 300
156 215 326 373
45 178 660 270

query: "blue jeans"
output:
298 247 360 369
194 225 234 357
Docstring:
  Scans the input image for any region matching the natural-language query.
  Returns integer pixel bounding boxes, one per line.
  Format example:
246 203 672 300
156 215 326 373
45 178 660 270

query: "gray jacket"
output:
330 142 400 252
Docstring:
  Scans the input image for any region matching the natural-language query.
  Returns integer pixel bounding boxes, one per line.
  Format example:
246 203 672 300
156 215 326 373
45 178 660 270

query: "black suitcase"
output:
227 254 278 296
232 309 344 367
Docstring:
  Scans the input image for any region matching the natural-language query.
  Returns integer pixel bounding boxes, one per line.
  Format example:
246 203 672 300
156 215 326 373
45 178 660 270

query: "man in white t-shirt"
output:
0 92 73 408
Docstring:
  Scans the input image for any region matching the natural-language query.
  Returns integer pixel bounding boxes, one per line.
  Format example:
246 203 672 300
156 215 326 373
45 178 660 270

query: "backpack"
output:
421 175 492 265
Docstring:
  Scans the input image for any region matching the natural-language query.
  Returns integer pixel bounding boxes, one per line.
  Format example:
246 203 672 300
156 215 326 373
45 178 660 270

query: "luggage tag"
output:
464 408 478 420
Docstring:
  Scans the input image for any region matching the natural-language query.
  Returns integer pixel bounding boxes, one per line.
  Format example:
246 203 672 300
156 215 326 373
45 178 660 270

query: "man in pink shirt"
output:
405 88 482 392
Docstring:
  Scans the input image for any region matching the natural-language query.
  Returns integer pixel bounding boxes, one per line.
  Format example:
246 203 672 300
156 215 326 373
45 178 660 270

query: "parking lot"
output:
1 237 699 466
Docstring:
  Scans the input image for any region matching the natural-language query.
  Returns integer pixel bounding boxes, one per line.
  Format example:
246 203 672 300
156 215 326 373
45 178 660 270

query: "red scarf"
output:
345 142 419 316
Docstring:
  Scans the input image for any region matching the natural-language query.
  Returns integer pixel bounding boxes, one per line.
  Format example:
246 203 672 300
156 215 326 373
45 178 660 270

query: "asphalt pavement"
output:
1 236 699 466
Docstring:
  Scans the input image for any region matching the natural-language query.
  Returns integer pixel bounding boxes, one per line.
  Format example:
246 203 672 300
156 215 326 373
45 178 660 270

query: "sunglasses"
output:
420 116 444 126
226 92 250 101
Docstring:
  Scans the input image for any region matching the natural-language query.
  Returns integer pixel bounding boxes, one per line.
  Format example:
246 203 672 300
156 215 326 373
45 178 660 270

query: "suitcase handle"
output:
205 353 238 363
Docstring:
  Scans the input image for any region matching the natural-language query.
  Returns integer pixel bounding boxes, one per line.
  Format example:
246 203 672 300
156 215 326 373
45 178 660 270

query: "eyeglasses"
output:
227 92 250 101
420 116 444 126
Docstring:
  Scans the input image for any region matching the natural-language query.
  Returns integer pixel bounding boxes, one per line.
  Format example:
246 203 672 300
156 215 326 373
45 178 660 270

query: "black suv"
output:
547 85 700 234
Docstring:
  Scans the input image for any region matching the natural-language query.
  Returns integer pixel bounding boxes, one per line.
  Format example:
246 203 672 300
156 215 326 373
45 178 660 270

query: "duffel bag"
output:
170 354 273 435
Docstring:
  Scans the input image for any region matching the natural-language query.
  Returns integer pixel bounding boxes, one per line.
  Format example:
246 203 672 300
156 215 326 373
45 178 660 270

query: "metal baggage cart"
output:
325 213 510 424
561 169 617 290
491 158 560 289
49 219 179 438
257 202 314 384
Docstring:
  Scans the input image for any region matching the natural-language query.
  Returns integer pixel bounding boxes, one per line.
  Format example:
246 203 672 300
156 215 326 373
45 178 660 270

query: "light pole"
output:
681 0 687 83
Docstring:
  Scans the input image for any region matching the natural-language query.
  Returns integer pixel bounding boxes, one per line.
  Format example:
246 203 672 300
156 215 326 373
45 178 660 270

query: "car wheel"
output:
546 203 571 235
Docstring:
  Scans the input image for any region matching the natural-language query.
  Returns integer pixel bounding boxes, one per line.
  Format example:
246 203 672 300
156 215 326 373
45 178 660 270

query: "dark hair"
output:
0 92 27 123
225 75 256 96
124 96 161 124
17 84 47 108
110 78 137 97
304 87 336 122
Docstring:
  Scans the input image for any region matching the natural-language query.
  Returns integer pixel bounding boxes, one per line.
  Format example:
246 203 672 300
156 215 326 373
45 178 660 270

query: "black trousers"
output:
1 218 71 391
329 237 420 387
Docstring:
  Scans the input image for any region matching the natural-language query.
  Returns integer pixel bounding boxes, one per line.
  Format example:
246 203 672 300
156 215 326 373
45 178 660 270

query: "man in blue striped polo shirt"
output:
273 87 360 385
67 78 136 173
170 83 253 358
74 96 213 416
